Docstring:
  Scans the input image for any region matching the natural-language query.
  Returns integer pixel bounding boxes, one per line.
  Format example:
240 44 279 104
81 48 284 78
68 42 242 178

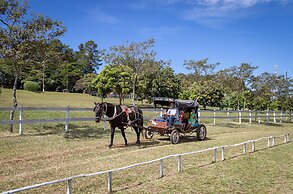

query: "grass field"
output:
0 89 293 193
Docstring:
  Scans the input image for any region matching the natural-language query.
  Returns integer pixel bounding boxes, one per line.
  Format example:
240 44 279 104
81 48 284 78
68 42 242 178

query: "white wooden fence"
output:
0 107 292 135
1 134 290 194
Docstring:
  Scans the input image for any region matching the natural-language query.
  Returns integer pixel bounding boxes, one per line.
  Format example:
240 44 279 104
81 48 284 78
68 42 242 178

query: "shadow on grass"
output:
63 124 111 139
156 135 212 144
209 122 284 128
23 124 111 138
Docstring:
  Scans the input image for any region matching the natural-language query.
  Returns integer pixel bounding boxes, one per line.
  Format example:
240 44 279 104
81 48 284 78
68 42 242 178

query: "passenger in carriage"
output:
166 103 176 127
179 110 189 128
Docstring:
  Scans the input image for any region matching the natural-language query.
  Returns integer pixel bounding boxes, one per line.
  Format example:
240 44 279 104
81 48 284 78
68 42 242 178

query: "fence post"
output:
227 110 230 124
67 179 73 194
251 141 255 152
108 171 113 193
19 106 23 135
285 111 288 120
103 118 107 130
243 143 246 154
221 146 225 161
258 111 261 124
65 107 70 133
249 110 252 124
280 111 283 123
266 111 269 124
268 137 270 148
213 109 216 126
177 155 182 173
213 148 217 163
239 110 242 124
160 108 163 117
287 134 290 142
272 137 275 146
273 111 276 123
160 159 164 178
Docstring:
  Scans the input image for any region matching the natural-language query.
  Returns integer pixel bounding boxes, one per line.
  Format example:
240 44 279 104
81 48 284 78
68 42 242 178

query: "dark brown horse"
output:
93 102 143 148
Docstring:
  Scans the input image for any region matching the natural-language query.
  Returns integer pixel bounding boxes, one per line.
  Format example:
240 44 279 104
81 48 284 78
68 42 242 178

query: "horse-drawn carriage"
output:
144 97 207 144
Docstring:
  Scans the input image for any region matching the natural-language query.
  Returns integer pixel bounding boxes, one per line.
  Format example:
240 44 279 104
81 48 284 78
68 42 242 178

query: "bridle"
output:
95 103 122 121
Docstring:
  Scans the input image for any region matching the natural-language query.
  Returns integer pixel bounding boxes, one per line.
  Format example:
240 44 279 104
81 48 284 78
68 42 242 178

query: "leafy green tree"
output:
136 60 171 101
105 39 156 105
187 80 224 109
74 73 96 93
33 40 65 92
0 58 14 88
76 40 104 74
0 0 66 132
250 72 293 111
92 65 133 104
215 63 257 110
183 58 219 77
151 66 181 99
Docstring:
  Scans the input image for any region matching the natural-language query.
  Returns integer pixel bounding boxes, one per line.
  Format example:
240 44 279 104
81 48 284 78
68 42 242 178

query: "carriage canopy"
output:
153 97 198 109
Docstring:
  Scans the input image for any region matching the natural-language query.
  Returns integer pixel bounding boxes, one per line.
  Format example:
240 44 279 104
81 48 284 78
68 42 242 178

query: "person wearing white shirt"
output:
166 104 177 127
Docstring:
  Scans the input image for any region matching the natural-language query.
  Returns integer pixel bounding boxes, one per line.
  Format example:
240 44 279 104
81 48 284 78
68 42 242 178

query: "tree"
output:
0 0 66 132
250 72 293 111
105 39 156 105
183 58 219 77
76 40 104 74
215 63 257 110
74 73 96 93
32 40 65 92
188 80 224 109
151 66 181 99
92 65 133 105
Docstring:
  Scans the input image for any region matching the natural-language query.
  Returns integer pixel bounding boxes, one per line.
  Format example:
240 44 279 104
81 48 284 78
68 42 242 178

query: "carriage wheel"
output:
197 124 207 141
170 129 180 144
145 127 154 139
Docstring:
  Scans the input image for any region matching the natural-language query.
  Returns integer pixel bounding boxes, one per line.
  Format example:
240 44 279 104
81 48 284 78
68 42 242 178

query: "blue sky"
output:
30 0 293 77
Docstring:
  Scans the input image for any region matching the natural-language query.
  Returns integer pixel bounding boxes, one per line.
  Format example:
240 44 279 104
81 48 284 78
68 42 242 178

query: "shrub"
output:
23 81 40 92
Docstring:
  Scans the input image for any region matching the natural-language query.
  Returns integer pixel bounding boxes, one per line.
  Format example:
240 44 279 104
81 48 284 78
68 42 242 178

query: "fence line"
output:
1 134 290 194
0 107 292 135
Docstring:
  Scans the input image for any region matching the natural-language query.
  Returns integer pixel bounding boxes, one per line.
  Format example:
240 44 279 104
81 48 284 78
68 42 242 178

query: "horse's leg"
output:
133 126 140 144
120 127 128 146
109 126 115 148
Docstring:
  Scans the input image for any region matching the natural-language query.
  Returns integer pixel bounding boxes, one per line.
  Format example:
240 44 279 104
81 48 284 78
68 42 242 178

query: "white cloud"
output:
86 7 120 24
180 0 291 28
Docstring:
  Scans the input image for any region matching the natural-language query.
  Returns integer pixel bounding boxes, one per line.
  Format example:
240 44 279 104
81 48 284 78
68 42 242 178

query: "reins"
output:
96 103 143 122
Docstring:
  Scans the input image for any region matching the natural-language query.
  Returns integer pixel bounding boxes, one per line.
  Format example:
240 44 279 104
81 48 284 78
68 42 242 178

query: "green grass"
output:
0 88 143 108
0 88 293 193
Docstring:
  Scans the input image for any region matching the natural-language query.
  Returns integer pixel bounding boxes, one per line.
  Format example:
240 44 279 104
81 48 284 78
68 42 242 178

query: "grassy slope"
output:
0 89 134 107
0 89 292 193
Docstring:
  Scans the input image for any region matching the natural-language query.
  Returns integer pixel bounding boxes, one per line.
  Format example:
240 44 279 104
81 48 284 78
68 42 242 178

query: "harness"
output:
96 103 143 123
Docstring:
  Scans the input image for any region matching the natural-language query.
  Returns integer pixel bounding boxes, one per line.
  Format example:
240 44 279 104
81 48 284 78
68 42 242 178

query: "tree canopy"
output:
0 0 292 122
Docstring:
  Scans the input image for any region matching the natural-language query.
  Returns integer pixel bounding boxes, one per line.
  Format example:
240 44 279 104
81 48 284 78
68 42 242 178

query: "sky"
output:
30 0 293 77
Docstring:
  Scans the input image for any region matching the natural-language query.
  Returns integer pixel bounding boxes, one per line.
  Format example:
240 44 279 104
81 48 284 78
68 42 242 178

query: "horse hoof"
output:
136 141 140 144
108 145 112 148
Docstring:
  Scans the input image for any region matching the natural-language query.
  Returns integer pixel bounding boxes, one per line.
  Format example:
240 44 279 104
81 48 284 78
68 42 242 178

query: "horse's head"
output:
93 102 107 123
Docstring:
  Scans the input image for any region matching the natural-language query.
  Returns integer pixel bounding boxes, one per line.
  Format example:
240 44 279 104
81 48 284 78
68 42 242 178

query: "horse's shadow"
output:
63 124 111 139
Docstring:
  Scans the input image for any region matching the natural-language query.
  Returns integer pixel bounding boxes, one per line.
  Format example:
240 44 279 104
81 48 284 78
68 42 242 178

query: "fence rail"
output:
1 134 290 194
0 107 292 135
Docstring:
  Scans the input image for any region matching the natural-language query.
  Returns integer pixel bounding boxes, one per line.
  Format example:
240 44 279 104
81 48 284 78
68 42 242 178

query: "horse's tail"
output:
138 107 144 138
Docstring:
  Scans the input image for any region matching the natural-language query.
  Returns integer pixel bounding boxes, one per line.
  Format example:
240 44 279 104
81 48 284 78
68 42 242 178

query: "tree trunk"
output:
132 74 137 105
9 74 19 132
118 94 122 105
42 65 45 92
